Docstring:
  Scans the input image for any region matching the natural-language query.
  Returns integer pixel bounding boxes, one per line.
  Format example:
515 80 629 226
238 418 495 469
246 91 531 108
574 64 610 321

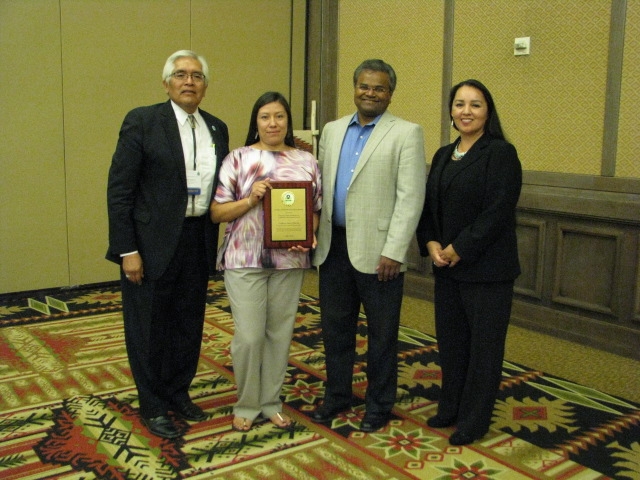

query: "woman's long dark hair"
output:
449 79 506 141
244 91 296 148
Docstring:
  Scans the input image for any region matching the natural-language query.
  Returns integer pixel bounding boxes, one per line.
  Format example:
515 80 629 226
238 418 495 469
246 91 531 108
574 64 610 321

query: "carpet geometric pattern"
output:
0 275 638 479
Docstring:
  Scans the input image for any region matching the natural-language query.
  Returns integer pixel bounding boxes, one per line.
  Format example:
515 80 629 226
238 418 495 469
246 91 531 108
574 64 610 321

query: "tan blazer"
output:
313 111 426 274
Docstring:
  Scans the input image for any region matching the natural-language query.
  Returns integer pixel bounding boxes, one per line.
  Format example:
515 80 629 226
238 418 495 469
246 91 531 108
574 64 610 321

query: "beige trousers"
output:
224 268 305 421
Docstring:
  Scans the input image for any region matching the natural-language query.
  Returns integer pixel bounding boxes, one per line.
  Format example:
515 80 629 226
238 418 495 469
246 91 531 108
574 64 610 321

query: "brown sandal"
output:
232 416 252 432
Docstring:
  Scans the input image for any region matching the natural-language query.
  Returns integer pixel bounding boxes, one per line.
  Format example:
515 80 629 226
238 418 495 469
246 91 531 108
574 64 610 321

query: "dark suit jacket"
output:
416 134 522 282
106 100 229 278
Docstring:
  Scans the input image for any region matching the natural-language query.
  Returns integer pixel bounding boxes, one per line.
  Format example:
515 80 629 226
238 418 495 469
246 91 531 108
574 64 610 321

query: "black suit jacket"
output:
416 134 522 282
106 100 229 278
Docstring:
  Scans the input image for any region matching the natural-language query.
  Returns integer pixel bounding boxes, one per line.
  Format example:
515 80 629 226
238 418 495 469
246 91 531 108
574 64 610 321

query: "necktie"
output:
188 114 197 215
187 114 197 169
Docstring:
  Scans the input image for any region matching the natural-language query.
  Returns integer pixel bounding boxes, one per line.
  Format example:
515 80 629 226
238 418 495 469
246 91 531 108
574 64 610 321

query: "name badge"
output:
187 170 202 196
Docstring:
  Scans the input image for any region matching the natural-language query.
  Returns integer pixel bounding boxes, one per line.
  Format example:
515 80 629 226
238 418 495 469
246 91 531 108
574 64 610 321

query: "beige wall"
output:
337 1 444 159
0 0 306 293
451 0 610 175
3 0 637 294
1 0 69 290
336 0 639 178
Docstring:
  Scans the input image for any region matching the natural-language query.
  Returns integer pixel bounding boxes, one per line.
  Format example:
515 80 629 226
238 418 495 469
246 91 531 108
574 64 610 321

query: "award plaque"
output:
263 181 313 249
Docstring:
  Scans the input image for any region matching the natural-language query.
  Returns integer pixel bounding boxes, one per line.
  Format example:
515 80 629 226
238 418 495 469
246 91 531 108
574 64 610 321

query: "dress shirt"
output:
170 101 217 217
332 112 380 227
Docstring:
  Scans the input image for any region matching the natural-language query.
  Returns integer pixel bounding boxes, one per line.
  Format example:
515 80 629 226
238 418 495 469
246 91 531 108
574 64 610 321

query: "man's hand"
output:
376 256 401 281
122 253 144 285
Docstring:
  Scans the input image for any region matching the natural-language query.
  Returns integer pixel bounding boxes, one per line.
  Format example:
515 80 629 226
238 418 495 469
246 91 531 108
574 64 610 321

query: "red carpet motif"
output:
0 276 638 479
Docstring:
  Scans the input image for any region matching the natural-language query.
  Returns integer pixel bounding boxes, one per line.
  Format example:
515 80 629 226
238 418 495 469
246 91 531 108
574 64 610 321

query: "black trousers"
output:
121 217 209 419
318 227 404 415
434 275 514 437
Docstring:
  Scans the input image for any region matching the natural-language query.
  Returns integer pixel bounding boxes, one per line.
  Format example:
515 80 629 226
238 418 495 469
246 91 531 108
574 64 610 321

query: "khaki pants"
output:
224 268 305 421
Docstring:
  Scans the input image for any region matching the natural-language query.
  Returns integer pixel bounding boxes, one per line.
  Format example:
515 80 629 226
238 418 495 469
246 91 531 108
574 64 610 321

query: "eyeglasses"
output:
357 84 389 94
170 71 206 83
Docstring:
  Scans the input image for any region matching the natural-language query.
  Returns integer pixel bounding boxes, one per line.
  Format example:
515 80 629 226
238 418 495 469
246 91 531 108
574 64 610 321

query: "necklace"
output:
452 144 466 161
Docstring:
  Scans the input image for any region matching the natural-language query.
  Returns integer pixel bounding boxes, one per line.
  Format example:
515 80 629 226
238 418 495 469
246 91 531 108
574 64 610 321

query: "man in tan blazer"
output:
312 59 426 432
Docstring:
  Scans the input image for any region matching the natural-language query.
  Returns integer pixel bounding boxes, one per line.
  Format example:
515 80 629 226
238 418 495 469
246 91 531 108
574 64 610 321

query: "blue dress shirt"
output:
333 113 381 227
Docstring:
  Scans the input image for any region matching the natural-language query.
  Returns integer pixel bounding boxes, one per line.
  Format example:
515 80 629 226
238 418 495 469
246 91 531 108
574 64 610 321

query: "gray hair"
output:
353 59 397 93
162 50 210 86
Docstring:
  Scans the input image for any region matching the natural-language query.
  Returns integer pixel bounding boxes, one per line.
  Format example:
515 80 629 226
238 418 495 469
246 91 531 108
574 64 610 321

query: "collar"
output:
170 100 201 126
348 111 382 128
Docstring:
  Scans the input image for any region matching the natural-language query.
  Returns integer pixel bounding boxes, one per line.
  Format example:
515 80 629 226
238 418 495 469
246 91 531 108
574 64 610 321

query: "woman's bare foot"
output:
270 412 293 430
232 416 252 432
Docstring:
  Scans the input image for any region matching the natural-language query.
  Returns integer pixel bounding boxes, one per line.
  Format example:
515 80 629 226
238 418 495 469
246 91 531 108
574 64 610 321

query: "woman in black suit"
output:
416 79 522 446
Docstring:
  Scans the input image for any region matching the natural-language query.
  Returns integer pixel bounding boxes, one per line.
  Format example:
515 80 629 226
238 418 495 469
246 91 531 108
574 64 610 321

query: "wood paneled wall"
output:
405 175 640 360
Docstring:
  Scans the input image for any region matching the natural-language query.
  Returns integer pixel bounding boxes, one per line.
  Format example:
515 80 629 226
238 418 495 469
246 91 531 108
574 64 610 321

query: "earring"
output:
451 119 454 127
255 132 258 139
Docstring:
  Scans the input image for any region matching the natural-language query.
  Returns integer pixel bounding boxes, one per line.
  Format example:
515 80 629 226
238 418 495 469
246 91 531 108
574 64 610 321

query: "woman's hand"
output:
210 178 273 223
427 241 450 268
442 244 460 267
248 178 272 207
288 233 317 253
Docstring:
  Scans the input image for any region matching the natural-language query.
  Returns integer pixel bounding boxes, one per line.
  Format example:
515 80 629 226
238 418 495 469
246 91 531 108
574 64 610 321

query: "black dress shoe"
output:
172 400 207 422
359 415 390 433
449 431 477 446
311 405 348 424
427 415 456 428
142 415 180 439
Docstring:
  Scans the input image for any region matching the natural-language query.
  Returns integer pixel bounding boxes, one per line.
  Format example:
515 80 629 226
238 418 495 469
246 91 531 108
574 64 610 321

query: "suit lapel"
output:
428 145 453 237
328 116 351 190
202 116 226 191
429 136 489 237
200 111 224 155
160 101 187 185
351 112 395 182
438 135 490 194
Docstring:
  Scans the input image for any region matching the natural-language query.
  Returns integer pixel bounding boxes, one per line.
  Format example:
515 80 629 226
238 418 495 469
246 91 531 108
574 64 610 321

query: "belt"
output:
184 215 205 223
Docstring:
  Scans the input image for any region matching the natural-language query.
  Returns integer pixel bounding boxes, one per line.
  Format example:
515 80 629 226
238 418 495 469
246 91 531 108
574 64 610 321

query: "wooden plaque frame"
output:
263 181 313 249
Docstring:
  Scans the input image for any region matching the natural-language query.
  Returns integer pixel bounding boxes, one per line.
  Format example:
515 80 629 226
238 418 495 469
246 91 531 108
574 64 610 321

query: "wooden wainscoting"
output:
405 175 640 360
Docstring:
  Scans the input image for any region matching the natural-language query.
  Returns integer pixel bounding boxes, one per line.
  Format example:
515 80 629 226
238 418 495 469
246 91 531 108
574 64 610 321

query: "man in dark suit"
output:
106 50 229 439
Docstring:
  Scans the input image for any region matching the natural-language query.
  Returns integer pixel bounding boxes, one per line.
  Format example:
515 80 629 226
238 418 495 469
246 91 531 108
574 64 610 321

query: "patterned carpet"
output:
0 274 638 479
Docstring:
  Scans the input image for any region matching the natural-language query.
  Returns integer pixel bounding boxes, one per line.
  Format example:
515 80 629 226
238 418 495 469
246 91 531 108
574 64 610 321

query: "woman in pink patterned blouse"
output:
210 92 322 432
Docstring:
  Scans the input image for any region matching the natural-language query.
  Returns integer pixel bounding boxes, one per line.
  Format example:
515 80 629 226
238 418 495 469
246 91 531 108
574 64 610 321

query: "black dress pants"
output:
121 217 209 419
434 275 514 437
318 227 404 415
